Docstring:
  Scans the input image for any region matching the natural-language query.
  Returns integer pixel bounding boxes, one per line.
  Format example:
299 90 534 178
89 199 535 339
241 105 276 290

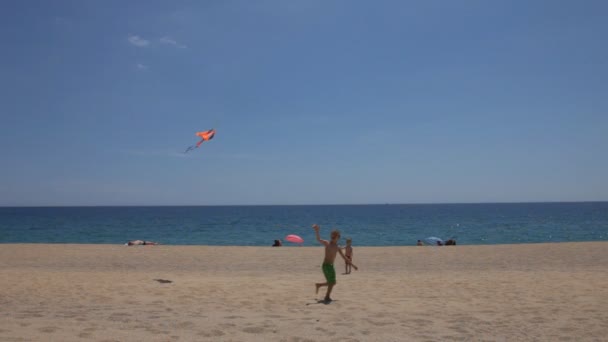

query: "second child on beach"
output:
313 224 353 303
343 238 354 274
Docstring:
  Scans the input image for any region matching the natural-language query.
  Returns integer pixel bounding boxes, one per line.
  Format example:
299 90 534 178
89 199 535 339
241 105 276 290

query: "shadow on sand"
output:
306 299 337 306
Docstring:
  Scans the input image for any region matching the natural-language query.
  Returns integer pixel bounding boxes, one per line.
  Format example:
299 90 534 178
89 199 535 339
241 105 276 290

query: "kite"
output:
184 129 216 153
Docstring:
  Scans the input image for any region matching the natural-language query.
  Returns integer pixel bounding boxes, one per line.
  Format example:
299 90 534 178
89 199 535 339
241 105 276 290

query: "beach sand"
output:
1 242 607 341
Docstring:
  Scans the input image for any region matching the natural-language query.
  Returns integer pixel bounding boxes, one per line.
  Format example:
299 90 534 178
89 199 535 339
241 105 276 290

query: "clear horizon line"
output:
1 200 607 208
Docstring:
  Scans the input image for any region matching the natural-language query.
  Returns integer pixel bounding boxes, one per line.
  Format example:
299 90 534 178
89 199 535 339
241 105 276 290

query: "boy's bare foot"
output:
323 297 332 303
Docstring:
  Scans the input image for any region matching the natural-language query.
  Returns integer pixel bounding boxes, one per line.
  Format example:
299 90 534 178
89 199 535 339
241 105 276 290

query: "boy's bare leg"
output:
324 284 335 301
316 282 327 294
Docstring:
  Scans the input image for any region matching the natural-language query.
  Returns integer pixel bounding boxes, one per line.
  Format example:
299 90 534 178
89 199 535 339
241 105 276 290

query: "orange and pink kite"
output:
184 129 216 153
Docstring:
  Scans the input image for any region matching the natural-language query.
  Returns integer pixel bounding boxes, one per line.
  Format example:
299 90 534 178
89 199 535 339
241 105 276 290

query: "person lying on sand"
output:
430 239 456 246
126 240 159 246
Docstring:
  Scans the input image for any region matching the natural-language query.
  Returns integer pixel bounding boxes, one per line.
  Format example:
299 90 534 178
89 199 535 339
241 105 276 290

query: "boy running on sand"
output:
313 224 353 302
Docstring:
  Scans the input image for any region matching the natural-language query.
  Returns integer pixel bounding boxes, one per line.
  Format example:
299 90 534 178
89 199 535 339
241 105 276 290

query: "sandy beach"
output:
1 242 607 341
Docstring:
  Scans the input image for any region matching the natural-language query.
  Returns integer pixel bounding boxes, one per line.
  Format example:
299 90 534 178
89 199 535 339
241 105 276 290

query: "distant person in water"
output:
272 239 282 247
126 240 159 246
416 240 425 246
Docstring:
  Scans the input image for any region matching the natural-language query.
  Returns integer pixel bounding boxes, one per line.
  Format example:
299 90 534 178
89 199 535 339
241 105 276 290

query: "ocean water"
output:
0 203 607 246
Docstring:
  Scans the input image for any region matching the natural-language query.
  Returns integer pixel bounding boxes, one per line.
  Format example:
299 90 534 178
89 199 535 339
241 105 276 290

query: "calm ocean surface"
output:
0 203 607 246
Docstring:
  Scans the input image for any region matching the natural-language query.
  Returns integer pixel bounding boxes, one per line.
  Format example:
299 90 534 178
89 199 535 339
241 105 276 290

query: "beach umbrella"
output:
285 234 304 244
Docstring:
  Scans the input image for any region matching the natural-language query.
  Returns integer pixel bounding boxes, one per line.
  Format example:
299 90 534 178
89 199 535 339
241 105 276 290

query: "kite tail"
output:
184 146 196 153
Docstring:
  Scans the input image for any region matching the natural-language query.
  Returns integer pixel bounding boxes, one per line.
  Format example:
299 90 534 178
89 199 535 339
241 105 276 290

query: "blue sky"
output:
1 0 607 206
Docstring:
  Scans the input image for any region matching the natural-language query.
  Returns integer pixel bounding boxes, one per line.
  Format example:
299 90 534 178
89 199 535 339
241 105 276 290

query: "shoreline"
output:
1 242 607 341
2 240 607 247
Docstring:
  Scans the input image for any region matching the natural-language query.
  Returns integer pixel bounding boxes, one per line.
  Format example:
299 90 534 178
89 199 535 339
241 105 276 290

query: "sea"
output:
0 202 607 246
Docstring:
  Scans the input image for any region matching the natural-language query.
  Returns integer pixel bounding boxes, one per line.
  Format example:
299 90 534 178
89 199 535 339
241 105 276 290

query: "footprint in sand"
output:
173 321 195 329
38 326 59 333
197 329 225 337
154 279 173 284
242 326 267 334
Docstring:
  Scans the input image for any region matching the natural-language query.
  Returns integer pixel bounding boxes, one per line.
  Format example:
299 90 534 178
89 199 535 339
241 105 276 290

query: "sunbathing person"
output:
126 240 159 246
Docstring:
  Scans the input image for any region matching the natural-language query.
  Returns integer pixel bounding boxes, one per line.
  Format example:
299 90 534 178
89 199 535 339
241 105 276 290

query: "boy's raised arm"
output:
312 224 328 246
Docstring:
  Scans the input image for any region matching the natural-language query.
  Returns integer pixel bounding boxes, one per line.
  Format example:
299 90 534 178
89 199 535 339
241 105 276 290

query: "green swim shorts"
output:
322 263 336 284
